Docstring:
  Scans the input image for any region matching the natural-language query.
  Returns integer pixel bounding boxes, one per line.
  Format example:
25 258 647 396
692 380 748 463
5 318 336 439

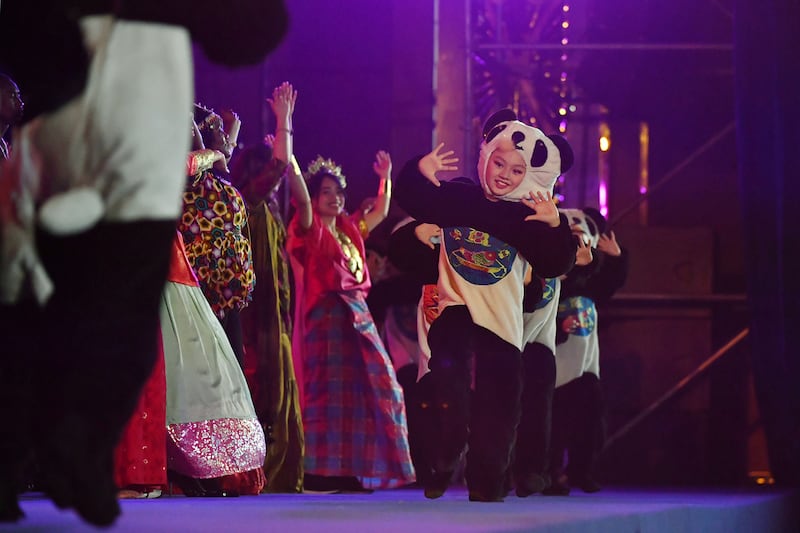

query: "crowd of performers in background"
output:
0 65 629 524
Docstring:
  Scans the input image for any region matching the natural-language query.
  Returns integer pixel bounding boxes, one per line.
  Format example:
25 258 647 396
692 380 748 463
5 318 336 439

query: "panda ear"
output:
548 134 574 174
482 108 518 139
582 207 606 234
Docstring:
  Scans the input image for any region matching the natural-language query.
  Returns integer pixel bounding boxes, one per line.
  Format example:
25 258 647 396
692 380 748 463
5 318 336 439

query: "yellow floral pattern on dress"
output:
179 171 255 318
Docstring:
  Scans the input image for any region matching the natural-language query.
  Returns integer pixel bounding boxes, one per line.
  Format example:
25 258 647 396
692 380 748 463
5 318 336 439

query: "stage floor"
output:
6 486 799 533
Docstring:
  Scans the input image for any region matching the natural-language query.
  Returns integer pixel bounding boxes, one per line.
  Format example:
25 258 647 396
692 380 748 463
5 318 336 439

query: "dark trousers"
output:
0 221 174 523
512 342 556 483
426 305 523 497
549 373 606 482
396 364 433 486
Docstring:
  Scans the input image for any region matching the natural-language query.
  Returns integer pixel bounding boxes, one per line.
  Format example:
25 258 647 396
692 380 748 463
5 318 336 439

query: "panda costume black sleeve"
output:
393 110 577 502
395 159 576 279
387 219 441 286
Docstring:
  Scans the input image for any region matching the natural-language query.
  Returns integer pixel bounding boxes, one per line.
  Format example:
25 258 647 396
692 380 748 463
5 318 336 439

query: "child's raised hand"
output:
521 191 560 227
414 223 442 250
575 237 593 266
597 230 622 257
418 143 459 187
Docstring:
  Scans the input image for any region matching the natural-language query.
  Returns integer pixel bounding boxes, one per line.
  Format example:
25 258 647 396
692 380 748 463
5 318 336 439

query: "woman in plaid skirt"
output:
287 153 415 491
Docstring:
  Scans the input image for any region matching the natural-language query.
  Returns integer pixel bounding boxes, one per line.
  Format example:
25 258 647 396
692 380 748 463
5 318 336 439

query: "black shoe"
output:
577 477 602 493
514 473 548 498
172 473 240 497
423 470 453 499
468 488 505 502
542 475 570 496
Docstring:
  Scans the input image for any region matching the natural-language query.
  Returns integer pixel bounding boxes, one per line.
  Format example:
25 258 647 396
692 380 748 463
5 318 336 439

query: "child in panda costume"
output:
544 207 628 495
394 109 576 502
510 225 595 497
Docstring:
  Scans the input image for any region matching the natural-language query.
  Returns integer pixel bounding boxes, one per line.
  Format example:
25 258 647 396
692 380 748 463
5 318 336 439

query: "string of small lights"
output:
558 1 571 134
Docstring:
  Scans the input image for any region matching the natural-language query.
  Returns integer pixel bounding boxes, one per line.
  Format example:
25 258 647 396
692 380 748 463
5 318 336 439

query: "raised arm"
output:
219 109 241 165
395 149 576 278
267 81 296 167
362 150 392 232
287 155 312 231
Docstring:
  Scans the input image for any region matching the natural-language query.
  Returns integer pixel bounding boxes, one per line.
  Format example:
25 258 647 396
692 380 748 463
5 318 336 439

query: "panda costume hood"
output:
559 207 606 248
477 109 574 202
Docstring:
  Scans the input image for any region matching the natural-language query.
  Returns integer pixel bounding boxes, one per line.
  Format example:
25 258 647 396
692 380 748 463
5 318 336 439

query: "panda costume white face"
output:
477 109 574 202
558 207 606 248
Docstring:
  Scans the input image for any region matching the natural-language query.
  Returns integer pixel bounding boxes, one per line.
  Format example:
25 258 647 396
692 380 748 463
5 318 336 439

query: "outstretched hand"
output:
574 237 593 266
219 108 241 134
267 81 297 121
414 223 441 250
418 143 459 187
521 191 560 227
597 230 622 257
373 150 392 180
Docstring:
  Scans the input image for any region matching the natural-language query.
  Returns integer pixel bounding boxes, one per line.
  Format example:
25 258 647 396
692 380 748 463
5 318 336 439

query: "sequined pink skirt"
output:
167 417 266 479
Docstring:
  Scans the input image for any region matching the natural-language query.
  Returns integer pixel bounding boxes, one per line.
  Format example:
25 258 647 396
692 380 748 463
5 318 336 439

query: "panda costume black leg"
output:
466 325 523 501
425 305 523 502
513 341 556 496
423 306 474 498
564 372 605 492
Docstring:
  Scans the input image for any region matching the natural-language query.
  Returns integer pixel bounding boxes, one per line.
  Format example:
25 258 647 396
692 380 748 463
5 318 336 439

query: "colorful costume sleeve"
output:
186 150 219 177
180 172 255 317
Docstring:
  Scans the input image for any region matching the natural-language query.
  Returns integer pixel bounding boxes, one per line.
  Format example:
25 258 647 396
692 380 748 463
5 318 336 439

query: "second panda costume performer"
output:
545 207 628 495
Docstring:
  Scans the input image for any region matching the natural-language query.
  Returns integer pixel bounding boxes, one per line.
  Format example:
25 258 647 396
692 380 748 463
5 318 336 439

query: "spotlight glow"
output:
599 183 608 217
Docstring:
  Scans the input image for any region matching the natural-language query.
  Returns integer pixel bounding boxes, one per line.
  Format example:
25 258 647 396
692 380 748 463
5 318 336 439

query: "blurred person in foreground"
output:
0 0 288 525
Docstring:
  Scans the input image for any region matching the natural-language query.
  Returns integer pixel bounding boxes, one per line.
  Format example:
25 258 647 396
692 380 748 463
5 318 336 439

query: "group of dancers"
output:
1 17 627 524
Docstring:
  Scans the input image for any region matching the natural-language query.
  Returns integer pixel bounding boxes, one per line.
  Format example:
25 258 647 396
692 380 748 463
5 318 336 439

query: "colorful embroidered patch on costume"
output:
444 226 517 285
535 277 559 310
557 296 597 337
